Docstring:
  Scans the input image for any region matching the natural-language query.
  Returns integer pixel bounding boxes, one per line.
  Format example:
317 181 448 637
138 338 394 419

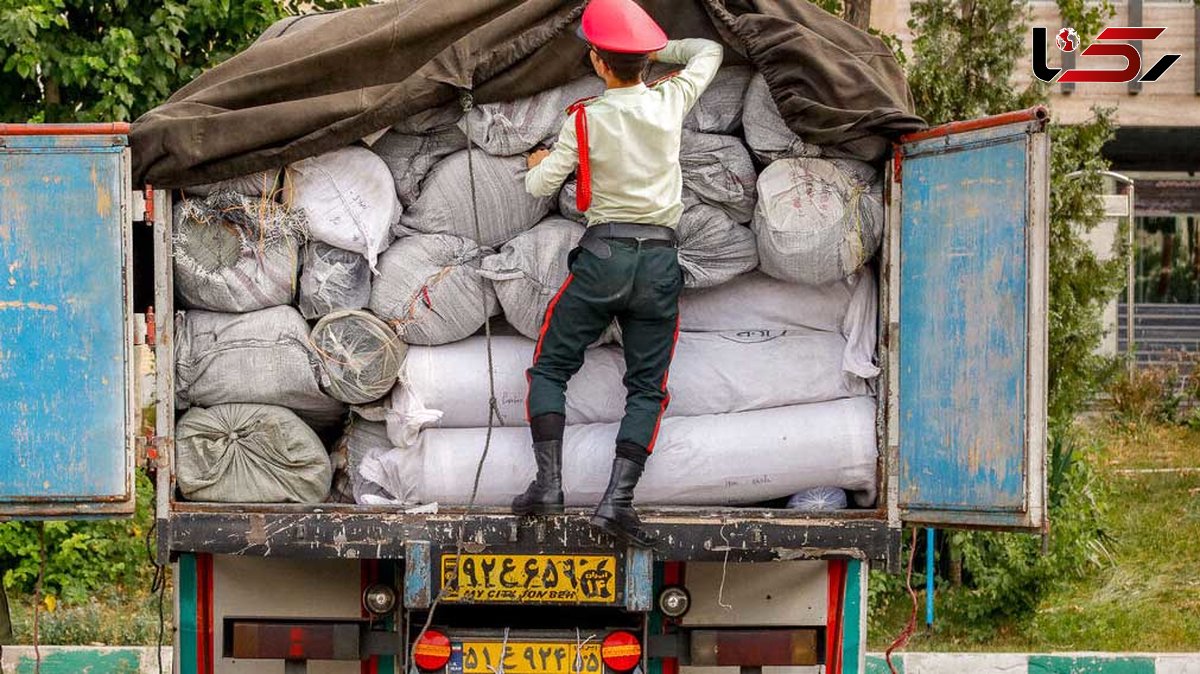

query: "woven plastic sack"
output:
372 127 467 208
310 310 406 404
557 179 585 223
679 270 852 333
753 157 883 285
368 233 498 346
743 73 822 164
286 146 400 270
459 76 606 156
173 192 304 313
399 149 552 247
680 130 758 224
677 205 758 289
175 306 346 429
183 169 282 198
479 217 586 339
175 404 332 503
298 243 372 320
380 397 877 507
393 103 463 135
787 486 849 511
329 414 397 503
685 65 752 134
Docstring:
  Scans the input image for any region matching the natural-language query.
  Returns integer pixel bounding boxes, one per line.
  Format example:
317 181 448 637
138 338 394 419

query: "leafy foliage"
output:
0 0 370 123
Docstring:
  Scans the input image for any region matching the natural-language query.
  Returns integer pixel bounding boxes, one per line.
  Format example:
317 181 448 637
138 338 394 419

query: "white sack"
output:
677 205 758 289
173 193 303 313
372 127 467 207
330 415 398 503
381 397 877 507
183 169 282 198
176 404 332 504
743 73 823 164
388 330 867 442
175 307 346 428
753 157 884 285
286 146 400 270
480 217 585 339
679 270 852 333
311 310 406 404
460 76 606 156
298 243 372 319
368 233 498 346
400 149 552 247
680 131 758 224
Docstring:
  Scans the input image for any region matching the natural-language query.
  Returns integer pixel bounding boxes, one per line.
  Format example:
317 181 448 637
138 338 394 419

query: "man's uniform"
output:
515 24 724 545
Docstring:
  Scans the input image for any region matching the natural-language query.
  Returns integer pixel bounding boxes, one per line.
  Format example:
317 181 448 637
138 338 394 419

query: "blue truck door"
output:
887 108 1050 530
0 126 135 518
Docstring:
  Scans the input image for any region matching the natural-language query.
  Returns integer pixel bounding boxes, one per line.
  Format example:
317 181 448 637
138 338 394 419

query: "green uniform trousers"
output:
527 240 682 452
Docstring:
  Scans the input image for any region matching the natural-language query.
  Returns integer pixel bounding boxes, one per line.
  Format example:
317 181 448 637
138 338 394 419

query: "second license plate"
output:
458 641 604 674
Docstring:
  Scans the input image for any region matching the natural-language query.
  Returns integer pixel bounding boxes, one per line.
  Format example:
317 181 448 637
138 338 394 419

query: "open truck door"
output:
0 125 137 518
886 107 1051 531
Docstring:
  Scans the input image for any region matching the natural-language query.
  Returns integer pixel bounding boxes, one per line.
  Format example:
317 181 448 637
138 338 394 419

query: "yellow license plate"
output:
440 554 619 604
460 641 603 674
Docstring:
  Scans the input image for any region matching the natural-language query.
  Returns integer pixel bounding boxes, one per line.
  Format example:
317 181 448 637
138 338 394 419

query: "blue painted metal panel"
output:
898 136 1029 514
624 547 654 612
0 135 130 507
404 541 432 609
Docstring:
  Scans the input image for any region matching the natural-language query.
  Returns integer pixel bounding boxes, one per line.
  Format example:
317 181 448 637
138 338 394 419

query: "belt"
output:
579 223 677 259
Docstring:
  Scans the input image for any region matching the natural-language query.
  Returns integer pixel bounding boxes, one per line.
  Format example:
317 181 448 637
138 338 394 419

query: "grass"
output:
868 420 1200 652
5 585 172 647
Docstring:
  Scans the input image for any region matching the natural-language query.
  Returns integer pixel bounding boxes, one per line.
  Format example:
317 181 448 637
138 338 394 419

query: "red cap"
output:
579 0 667 54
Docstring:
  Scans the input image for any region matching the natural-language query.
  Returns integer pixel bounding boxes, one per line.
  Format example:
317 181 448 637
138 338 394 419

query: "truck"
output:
0 104 1050 674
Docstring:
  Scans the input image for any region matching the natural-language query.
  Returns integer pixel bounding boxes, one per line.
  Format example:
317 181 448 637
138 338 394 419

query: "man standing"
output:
513 0 723 547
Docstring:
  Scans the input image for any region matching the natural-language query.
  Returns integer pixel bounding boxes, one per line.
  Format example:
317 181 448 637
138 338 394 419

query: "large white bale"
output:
399 149 552 248
368 233 498 346
753 157 883 285
376 397 878 507
742 73 822 163
459 76 606 156
677 205 758 289
387 330 868 444
286 146 400 270
480 217 585 339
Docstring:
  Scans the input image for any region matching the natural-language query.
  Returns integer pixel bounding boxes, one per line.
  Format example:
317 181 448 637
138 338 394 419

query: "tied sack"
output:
678 205 758 289
175 404 332 504
459 76 606 156
310 310 406 405
399 149 552 248
753 157 884 286
479 217 585 340
368 233 498 346
286 146 400 270
680 130 758 224
173 192 304 313
743 74 822 164
298 243 372 320
371 127 467 208
175 306 346 428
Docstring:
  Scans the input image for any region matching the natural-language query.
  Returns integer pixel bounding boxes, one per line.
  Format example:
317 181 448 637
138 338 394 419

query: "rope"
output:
884 527 921 674
408 88 504 667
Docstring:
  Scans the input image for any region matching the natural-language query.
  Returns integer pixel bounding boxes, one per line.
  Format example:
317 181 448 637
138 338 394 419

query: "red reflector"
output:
413 630 452 671
601 631 642 672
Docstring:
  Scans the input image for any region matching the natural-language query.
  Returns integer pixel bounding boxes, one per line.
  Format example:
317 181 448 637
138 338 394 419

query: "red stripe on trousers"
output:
645 316 681 453
527 273 576 421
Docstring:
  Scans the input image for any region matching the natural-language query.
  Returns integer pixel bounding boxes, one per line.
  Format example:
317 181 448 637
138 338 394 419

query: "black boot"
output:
590 457 656 548
512 440 565 515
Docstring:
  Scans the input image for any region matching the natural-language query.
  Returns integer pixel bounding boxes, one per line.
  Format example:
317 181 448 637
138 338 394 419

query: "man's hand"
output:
527 148 551 169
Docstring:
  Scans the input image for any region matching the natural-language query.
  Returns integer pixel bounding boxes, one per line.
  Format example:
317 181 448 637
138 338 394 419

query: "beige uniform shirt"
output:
524 38 724 228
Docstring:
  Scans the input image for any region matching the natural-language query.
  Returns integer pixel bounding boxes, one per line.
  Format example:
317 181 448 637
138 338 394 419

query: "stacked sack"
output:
172 66 885 510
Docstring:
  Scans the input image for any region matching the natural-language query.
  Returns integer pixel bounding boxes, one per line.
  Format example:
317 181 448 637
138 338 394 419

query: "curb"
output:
0 646 172 674
867 653 1200 673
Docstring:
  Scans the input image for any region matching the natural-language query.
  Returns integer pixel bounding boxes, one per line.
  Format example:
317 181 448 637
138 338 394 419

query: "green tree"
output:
0 0 369 123
879 0 1125 629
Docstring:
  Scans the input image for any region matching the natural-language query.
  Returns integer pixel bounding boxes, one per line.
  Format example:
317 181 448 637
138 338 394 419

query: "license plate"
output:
458 641 604 674
440 554 619 604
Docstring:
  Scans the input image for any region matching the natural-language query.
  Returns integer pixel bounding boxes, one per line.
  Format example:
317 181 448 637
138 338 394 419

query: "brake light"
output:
413 629 452 671
689 629 819 666
601 631 642 672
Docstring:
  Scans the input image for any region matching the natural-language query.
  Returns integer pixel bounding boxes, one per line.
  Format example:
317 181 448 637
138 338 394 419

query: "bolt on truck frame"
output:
0 105 1049 674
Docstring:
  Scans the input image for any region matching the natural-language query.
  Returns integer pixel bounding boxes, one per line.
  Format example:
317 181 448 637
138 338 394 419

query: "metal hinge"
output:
131 186 156 224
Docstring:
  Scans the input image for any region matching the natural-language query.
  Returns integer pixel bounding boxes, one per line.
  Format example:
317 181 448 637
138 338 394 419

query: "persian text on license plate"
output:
458 641 604 674
440 554 618 603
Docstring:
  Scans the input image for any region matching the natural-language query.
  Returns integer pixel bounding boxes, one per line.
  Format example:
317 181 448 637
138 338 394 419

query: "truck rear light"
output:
412 629 452 671
601 631 642 672
689 629 819 667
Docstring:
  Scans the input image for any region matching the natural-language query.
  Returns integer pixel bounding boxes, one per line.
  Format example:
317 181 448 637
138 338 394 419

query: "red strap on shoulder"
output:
648 70 679 87
567 99 593 214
